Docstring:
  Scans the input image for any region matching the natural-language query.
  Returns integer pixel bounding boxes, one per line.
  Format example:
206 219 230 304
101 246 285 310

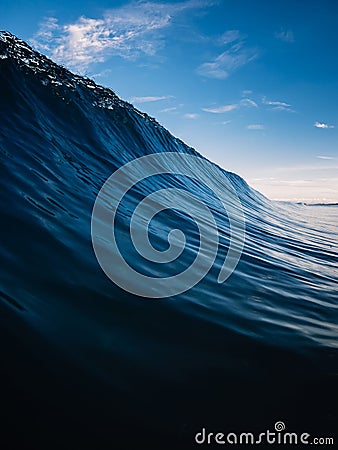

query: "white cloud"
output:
130 95 173 103
262 98 290 107
217 30 241 45
159 106 178 113
275 29 294 43
317 155 335 160
202 104 238 113
183 113 199 119
247 124 264 130
314 121 335 129
202 97 257 114
30 1 208 72
271 105 295 112
197 32 258 79
30 17 59 52
91 68 112 78
276 164 338 172
241 98 258 107
262 97 294 112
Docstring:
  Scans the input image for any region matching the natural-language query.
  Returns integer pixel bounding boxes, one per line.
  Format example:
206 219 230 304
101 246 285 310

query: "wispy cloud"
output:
271 105 295 112
262 97 294 112
216 30 241 46
91 68 112 78
202 97 258 114
247 124 264 130
314 121 335 129
197 32 258 79
202 104 238 113
159 106 178 113
30 0 208 72
130 95 173 103
317 155 336 160
276 164 338 172
183 113 199 119
275 29 294 43
263 98 290 107
30 17 59 52
241 98 258 107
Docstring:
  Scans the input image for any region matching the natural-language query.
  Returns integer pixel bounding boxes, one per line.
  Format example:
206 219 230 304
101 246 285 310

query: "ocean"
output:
0 31 337 449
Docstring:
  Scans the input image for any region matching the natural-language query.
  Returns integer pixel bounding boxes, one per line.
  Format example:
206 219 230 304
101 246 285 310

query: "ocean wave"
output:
0 31 337 448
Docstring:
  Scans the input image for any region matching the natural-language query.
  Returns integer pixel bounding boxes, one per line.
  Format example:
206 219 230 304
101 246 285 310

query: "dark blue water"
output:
0 32 337 449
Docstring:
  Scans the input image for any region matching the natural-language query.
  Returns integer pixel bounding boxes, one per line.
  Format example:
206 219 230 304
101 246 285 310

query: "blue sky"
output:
2 0 338 202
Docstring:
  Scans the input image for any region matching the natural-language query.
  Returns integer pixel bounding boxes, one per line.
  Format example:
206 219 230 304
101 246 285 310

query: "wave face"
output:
1 32 337 449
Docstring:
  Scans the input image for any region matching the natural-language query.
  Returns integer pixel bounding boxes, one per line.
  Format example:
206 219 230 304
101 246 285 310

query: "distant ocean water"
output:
0 32 337 449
